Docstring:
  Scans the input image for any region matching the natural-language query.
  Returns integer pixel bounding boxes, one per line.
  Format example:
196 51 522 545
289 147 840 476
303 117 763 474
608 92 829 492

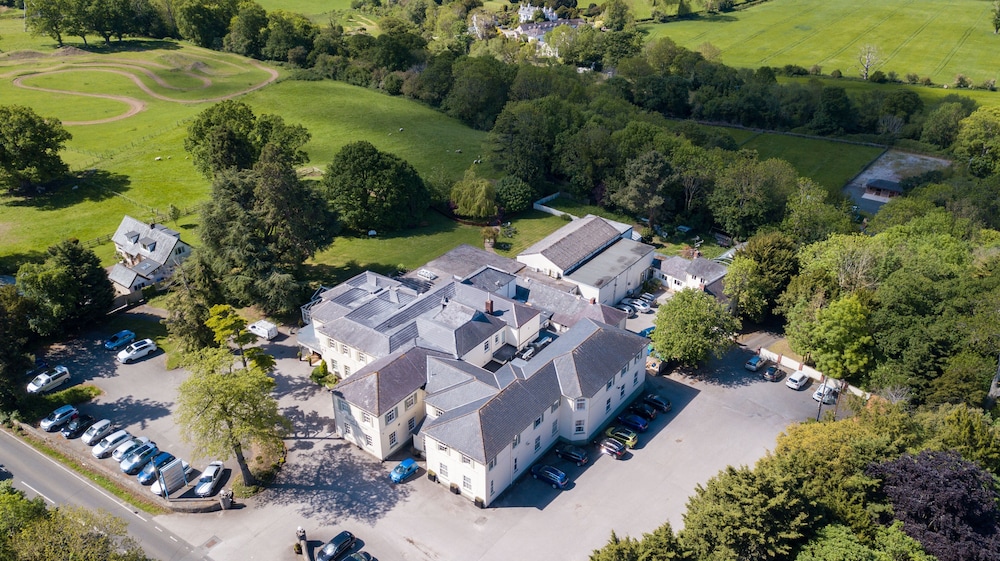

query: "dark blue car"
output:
137 451 175 485
617 413 649 433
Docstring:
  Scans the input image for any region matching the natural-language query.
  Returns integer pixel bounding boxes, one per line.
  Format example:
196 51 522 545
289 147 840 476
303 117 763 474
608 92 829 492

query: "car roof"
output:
399 458 416 467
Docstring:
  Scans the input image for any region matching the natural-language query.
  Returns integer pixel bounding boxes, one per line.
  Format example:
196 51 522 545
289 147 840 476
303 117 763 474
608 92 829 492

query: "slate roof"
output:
572 301 626 326
463 267 517 293
518 215 623 271
333 346 448 415
659 255 690 279
452 282 539 329
108 264 138 288
416 300 505 357
867 178 903 193
425 357 503 411
688 258 727 285
566 238 654 288
516 278 620 328
112 216 181 267
421 244 523 280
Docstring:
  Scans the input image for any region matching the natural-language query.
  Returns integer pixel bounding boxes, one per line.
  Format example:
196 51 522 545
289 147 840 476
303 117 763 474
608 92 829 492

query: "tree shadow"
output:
280 404 335 444
0 249 46 275
77 39 183 54
272 369 323 402
8 170 131 211
82 395 173 431
255 440 411 526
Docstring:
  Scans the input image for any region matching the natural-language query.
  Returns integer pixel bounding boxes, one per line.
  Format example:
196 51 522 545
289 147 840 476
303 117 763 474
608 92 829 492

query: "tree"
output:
867 450 1000 561
810 87 855 135
651 289 740 366
184 100 310 178
495 176 535 214
724 256 769 323
590 523 686 561
443 56 516 130
953 106 1000 178
680 465 817 561
16 239 114 337
857 44 882 81
920 102 969 149
781 178 854 245
670 142 723 214
223 0 269 58
708 153 797 239
322 141 428 232
0 286 34 413
488 97 579 186
738 231 800 312
993 0 1000 34
177 347 290 487
176 0 238 48
204 304 257 367
11 504 152 561
0 105 72 195
608 150 674 225
812 294 873 383
450 168 497 219
25 0 71 45
261 9 317 63
602 0 633 31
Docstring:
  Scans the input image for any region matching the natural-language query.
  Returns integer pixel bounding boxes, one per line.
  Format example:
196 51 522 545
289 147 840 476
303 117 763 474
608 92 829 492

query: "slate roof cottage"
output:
108 215 190 294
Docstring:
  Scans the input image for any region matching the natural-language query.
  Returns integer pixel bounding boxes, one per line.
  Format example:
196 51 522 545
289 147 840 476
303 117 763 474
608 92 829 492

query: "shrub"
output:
830 69 842 78
781 64 809 76
809 64 822 75
309 361 334 386
920 76 933 86
979 78 996 91
954 74 971 88
481 226 497 242
886 71 898 82
870 70 887 83
382 73 404 95
560 212 573 221
905 73 920 84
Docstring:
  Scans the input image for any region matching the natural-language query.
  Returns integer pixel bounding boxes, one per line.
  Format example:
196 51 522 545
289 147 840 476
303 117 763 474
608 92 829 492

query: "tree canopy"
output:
651 289 740 365
0 105 72 195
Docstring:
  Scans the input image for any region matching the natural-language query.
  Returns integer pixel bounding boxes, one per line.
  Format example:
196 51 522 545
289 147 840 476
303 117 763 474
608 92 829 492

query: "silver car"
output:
120 442 159 474
112 436 151 462
39 405 78 432
92 429 132 458
81 419 114 445
195 461 224 497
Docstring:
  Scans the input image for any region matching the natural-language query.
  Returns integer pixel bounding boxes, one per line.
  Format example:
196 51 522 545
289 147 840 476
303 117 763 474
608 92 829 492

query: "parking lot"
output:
31 306 835 561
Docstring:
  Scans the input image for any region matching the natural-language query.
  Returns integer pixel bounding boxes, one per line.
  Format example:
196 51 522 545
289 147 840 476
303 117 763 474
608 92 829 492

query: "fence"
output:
757 346 870 399
533 192 575 219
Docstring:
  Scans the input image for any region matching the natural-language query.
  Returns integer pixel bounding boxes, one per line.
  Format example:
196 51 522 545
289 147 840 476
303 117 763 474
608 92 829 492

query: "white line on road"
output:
3 428 149 522
170 536 178 542
155 526 163 532
20 481 54 504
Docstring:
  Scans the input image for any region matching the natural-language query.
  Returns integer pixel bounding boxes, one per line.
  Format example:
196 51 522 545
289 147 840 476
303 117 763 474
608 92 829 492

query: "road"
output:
0 429 210 561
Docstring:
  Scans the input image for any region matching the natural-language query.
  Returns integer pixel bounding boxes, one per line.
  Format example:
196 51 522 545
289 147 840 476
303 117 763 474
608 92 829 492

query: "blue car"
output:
639 326 655 338
104 330 135 350
137 451 175 485
617 413 649 433
390 458 418 483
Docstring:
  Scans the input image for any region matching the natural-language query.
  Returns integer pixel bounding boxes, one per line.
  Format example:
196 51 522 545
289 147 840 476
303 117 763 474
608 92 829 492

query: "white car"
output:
112 436 151 462
812 383 840 405
194 461 224 497
27 366 71 394
81 419 114 446
92 429 132 458
785 370 809 390
117 339 157 363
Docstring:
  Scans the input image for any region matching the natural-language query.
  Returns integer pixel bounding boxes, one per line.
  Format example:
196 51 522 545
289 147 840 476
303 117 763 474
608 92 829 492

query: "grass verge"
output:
5 425 170 515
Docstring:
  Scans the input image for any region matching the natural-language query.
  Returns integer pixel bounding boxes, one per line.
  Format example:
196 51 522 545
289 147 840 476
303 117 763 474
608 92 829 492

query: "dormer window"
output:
126 232 140 243
141 241 156 252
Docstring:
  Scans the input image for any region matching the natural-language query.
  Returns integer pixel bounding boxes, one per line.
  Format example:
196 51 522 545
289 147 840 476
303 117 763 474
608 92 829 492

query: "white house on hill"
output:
108 216 190 295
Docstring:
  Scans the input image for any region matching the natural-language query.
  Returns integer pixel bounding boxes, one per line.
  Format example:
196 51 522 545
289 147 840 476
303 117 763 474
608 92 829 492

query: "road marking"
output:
170 536 178 542
2 428 148 522
155 526 163 532
20 481 54 504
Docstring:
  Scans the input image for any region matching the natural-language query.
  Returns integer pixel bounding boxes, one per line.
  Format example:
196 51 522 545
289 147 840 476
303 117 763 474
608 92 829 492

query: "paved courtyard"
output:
40 307 834 561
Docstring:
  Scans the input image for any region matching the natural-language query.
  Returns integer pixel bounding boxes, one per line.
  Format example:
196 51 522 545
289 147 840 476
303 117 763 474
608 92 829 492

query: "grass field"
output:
255 0 354 23
740 133 885 194
643 0 1000 88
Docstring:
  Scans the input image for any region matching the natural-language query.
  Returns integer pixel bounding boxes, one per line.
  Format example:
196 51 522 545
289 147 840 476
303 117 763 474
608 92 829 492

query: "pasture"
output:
740 133 885 195
643 0 1000 87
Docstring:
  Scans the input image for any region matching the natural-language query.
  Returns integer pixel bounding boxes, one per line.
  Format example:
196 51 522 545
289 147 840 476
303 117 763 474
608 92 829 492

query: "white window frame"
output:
574 420 585 434
405 393 416 410
605 398 611 413
512 433 521 448
463 475 472 491
551 419 558 435
385 407 397 424
575 398 586 411
534 436 541 451
361 412 372 425
364 434 373 447
389 431 397 447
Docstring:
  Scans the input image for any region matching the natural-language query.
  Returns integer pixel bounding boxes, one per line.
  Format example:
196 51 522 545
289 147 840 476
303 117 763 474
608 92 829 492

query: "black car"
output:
643 393 672 412
596 437 626 459
530 464 568 489
628 402 658 421
554 444 589 466
317 530 356 561
61 414 96 439
762 365 783 382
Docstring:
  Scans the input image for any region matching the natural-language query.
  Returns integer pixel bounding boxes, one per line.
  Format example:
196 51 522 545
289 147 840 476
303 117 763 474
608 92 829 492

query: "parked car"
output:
149 461 193 497
112 436 151 463
117 339 157 364
195 461 224 497
638 326 656 339
81 419 114 445
785 370 810 390
60 415 96 439
643 393 672 412
762 365 783 382
39 405 78 432
137 451 176 485
554 444 589 466
389 458 418 483
614 304 637 318
604 426 638 448
530 464 568 489
812 384 840 405
639 293 657 304
25 360 50 380
103 330 135 350
92 429 132 459
344 553 374 561
744 356 766 372
596 437 626 459
317 530 356 561
120 442 159 474
617 413 649 433
26 365 71 394
622 298 651 313
628 402 658 421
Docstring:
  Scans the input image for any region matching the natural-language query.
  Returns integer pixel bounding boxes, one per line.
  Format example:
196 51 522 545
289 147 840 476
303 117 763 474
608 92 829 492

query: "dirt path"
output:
8 57 280 125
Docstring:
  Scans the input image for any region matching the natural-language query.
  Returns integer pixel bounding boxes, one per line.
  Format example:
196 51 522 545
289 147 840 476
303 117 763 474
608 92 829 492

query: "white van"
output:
248 320 278 340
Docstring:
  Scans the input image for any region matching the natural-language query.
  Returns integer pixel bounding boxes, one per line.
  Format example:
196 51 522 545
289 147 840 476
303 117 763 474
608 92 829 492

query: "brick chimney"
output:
485 299 494 314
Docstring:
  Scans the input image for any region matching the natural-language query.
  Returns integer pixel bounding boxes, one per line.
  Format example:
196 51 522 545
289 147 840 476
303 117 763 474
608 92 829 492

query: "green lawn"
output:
544 197 635 224
741 133 885 195
642 0 1000 89
255 0 354 23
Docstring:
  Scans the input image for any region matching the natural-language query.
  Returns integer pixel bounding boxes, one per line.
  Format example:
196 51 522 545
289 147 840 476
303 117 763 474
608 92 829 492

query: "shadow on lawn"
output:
76 39 182 54
8 170 131 211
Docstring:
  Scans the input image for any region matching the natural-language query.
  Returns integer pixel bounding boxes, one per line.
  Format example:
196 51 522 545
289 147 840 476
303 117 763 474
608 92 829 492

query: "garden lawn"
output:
255 0 354 23
543 196 635 224
642 0 1000 89
741 133 884 195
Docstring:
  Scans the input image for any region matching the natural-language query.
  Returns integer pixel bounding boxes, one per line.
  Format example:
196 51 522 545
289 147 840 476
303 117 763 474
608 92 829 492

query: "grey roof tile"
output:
334 345 448 415
518 215 623 271
112 215 182 268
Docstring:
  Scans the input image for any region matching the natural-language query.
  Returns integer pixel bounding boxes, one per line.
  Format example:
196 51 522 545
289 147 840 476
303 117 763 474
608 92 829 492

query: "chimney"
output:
485 299 494 314
441 297 449 310
589 297 596 304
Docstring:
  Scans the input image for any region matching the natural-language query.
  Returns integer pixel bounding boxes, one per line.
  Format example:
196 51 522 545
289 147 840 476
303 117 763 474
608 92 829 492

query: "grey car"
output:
39 405 78 432
120 442 159 474
112 436 150 462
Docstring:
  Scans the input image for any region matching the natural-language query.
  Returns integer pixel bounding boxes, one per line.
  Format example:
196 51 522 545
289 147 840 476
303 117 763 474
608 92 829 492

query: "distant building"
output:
517 3 558 22
656 255 728 292
862 179 903 203
108 216 190 295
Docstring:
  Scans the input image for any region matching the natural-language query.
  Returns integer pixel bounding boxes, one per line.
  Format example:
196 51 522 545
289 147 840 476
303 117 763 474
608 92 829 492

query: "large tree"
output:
176 347 289 487
953 105 1000 178
199 145 337 314
0 105 72 195
781 178 854 245
811 294 874 384
651 289 740 366
322 141 428 232
443 56 516 130
16 239 114 337
184 100 310 178
608 150 674 225
175 0 238 48
450 169 497 219
708 153 797 239
0 286 35 413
